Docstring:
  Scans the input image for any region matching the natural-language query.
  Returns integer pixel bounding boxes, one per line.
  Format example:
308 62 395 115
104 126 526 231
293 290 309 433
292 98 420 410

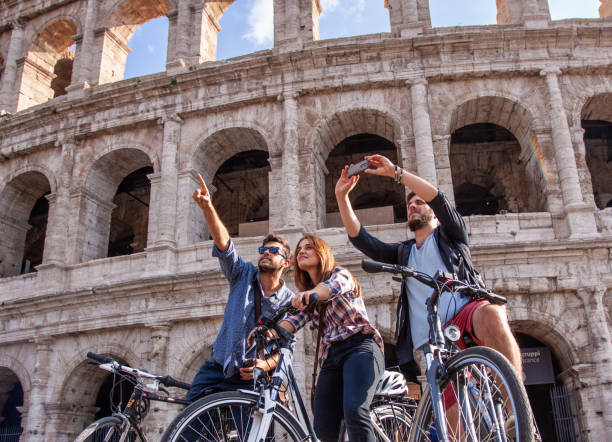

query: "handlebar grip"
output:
307 292 318 307
87 352 115 364
159 376 192 391
361 260 390 273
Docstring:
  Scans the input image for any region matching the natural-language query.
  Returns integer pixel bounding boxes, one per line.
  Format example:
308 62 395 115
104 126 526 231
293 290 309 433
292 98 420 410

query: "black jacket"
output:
349 190 480 364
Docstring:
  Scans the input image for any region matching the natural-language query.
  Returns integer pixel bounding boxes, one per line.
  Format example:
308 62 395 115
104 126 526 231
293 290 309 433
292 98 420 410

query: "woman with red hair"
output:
279 234 384 442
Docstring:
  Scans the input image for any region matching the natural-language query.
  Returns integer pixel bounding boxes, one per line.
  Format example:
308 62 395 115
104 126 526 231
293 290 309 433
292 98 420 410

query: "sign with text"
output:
521 346 555 385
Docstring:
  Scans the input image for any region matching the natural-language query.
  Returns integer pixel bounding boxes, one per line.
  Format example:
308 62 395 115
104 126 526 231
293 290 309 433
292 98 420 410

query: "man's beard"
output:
258 258 282 274
408 212 433 231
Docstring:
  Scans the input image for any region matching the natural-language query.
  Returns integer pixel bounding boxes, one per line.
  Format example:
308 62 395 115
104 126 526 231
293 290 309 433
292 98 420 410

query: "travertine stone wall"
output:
0 1 611 441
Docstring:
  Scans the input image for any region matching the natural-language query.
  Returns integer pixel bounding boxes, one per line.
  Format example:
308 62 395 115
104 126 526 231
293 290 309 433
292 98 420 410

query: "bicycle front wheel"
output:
73 416 139 442
409 346 534 441
162 390 307 442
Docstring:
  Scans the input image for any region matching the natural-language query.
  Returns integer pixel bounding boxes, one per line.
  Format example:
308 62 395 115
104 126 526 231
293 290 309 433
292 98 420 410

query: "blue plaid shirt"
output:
211 240 295 377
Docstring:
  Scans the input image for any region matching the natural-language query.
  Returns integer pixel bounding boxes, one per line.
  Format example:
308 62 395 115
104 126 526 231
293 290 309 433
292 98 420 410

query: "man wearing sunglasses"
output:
186 173 295 402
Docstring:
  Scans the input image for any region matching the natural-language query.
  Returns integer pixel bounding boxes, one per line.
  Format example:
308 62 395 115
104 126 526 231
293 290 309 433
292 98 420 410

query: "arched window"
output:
108 166 152 257
212 150 270 237
582 119 612 210
0 369 23 440
318 0 390 40
17 19 77 111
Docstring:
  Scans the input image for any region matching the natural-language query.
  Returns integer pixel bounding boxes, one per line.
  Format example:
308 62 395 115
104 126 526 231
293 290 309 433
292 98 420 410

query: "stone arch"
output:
307 107 403 228
98 0 171 84
191 127 271 237
580 93 612 210
0 170 53 277
447 96 547 214
53 347 137 440
307 106 403 162
0 355 31 408
76 147 154 263
16 18 79 111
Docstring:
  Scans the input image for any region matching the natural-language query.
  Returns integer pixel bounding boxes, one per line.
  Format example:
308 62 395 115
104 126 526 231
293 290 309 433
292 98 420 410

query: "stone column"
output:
540 69 597 237
41 139 75 266
67 0 98 91
143 324 174 436
21 339 52 442
575 286 612 440
407 78 438 187
166 0 192 71
570 126 597 208
433 134 454 203
155 115 183 247
601 0 612 17
0 19 26 114
273 0 321 52
387 0 430 37
279 92 301 228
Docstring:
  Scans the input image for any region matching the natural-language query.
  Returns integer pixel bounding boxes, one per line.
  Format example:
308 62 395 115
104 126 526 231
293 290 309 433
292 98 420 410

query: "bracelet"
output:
394 165 403 184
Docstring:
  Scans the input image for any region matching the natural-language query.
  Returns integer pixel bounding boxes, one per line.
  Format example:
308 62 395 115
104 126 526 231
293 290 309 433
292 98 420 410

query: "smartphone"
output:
347 160 374 178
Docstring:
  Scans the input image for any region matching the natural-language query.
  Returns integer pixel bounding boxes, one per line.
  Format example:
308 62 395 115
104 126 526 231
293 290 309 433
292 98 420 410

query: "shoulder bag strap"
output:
311 302 329 411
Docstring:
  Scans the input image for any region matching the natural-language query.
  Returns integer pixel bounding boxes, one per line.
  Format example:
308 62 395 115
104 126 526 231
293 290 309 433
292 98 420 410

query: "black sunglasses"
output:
258 246 287 258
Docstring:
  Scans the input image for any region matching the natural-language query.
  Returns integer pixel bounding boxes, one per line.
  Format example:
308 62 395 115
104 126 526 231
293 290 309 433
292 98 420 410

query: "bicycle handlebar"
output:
86 352 192 390
361 260 506 305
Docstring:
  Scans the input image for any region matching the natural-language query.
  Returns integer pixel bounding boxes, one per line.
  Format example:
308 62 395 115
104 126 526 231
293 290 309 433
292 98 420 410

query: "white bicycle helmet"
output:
375 370 409 396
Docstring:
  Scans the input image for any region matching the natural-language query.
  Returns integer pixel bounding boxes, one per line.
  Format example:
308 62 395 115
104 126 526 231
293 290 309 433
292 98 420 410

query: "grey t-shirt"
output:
407 234 469 349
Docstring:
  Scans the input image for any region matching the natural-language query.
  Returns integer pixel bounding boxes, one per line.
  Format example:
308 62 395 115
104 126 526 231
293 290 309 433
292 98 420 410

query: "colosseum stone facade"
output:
0 0 611 440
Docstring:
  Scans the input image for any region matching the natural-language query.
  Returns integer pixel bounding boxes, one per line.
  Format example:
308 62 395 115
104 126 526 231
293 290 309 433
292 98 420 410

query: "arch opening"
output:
325 133 405 227
191 127 270 240
449 102 546 215
318 0 390 40
99 0 170 84
212 149 270 237
59 355 131 439
108 166 152 257
581 93 612 210
81 149 153 263
17 19 77 111
515 333 581 442
0 368 23 440
0 171 51 278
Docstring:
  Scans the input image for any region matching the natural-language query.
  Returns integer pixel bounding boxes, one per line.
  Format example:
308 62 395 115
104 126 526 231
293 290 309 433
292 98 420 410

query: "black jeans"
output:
313 333 384 442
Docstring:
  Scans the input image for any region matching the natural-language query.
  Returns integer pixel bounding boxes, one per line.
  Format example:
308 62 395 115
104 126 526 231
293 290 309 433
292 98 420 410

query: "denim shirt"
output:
211 240 295 377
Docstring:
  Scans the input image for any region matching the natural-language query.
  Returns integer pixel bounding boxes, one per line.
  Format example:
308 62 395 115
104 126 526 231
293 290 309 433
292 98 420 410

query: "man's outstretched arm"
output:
363 154 438 202
193 173 230 252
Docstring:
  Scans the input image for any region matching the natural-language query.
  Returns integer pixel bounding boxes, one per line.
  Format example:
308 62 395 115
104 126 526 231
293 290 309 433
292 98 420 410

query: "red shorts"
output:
441 299 489 409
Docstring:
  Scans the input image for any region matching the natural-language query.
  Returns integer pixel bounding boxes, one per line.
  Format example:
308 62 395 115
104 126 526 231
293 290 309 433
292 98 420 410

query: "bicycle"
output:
361 259 535 442
73 352 192 442
162 299 417 442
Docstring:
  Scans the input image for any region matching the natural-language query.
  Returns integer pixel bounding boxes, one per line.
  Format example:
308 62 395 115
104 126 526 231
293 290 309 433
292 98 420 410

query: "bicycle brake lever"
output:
159 386 169 395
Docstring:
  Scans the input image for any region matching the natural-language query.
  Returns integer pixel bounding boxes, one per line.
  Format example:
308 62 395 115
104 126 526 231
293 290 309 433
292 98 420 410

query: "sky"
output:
124 0 602 78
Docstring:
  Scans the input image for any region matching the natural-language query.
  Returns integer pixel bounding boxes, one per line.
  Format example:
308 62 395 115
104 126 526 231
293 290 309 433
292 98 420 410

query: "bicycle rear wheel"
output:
73 416 139 442
409 346 534 441
162 390 307 442
337 403 414 442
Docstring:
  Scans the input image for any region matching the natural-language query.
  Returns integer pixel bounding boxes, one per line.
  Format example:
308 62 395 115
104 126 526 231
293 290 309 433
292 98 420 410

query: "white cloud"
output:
348 0 366 23
321 0 341 13
147 44 155 54
243 0 274 46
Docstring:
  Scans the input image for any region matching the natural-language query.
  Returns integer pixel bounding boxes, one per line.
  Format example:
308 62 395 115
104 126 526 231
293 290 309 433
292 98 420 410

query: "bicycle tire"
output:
409 346 534 441
161 390 308 442
337 403 414 442
73 416 139 442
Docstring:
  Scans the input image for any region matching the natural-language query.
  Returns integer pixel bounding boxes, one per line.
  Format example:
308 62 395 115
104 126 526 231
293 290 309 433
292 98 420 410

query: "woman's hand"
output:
239 358 273 380
363 154 395 178
247 326 279 346
292 291 317 310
